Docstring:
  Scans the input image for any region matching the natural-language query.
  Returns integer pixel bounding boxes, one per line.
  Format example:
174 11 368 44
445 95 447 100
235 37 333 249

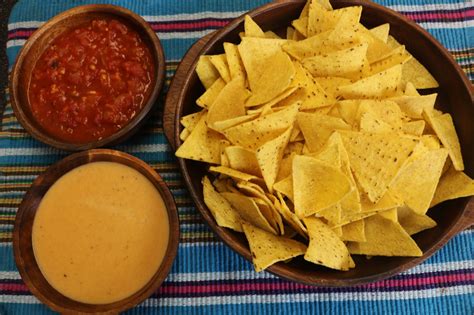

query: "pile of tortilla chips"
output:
176 0 474 272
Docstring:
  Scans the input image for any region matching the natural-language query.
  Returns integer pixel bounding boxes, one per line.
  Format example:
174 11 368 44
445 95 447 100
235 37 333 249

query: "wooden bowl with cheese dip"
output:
13 149 179 314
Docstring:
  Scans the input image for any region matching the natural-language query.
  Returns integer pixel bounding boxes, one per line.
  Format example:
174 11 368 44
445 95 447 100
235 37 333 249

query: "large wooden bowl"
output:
169 0 474 286
9 4 166 151
13 149 180 313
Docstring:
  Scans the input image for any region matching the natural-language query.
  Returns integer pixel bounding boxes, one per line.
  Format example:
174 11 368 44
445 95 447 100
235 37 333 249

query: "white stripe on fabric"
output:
142 11 246 22
418 21 474 29
388 3 473 12
1 284 472 306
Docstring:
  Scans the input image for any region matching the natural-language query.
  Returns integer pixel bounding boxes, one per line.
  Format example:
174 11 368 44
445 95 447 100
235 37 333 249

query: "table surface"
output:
0 0 472 314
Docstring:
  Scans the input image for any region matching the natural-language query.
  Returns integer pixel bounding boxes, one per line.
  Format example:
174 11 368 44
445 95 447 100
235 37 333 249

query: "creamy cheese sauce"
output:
32 161 169 304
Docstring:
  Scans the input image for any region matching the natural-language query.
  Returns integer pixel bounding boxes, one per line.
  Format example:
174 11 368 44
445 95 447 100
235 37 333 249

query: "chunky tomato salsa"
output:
29 19 154 143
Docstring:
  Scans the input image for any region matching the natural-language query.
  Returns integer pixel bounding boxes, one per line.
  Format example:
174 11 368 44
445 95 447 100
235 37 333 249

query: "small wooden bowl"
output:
170 0 474 286
13 149 180 313
9 5 165 151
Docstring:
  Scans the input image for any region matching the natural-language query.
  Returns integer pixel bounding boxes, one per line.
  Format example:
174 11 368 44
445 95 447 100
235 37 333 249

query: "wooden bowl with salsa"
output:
10 4 165 151
13 149 180 313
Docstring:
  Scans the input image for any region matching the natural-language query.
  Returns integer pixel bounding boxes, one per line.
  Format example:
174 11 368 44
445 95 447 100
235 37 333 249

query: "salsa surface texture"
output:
29 18 154 143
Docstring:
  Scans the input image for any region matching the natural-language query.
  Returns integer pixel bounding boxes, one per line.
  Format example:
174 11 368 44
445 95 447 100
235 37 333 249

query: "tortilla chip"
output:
274 175 294 202
370 23 390 43
225 146 261 177
291 62 336 109
275 192 308 238
360 111 395 133
244 15 265 38
360 190 403 213
212 113 259 131
317 203 342 226
387 35 438 89
180 111 206 130
298 112 351 152
208 54 231 83
404 82 420 96
390 94 437 119
338 65 402 99
347 214 422 257
308 5 362 37
223 102 299 150
209 166 259 182
293 155 352 218
179 128 190 141
302 43 368 78
207 78 250 128
246 51 295 106
421 135 441 150
337 100 360 126
176 114 224 163
196 55 220 89
264 31 281 39
423 110 464 171
316 77 353 97
367 46 411 76
304 217 354 270
340 219 366 242
397 206 437 235
196 78 226 108
356 100 406 130
286 26 295 40
222 193 276 234
431 166 474 207
378 208 398 222
292 17 308 37
390 148 448 214
223 42 246 80
402 120 425 136
253 198 280 233
242 222 306 272
340 131 418 202
257 128 292 192
202 176 243 231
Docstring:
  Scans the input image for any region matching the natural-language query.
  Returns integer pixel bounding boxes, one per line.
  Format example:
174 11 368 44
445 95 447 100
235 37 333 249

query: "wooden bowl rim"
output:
174 0 474 287
9 4 166 151
13 149 180 313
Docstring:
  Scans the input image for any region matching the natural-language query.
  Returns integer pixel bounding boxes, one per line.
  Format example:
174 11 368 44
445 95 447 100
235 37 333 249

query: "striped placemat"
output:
1 0 473 314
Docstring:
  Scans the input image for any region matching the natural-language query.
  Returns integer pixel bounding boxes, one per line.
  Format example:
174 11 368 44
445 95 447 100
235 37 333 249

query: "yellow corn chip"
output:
397 206 437 235
390 148 448 214
338 65 402 99
423 110 464 171
404 82 420 96
222 193 276 234
340 219 366 242
340 131 418 202
176 114 224 164
298 112 351 152
212 113 259 131
402 120 425 136
244 15 265 38
196 55 220 89
302 43 368 78
209 54 231 83
242 222 306 272
274 175 294 202
225 146 261 177
223 42 246 80
304 217 354 270
378 208 398 222
207 78 250 128
179 128 190 141
292 17 308 37
317 203 342 226
369 23 390 43
202 176 242 232
390 94 437 119
256 128 292 192
223 103 299 150
180 110 206 130
196 78 226 108
209 166 259 182
275 192 308 238
293 155 352 218
431 166 474 207
347 214 422 257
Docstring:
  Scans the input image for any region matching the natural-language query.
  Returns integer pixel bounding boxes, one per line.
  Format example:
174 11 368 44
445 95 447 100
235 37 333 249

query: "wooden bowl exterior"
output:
170 0 474 286
9 4 166 151
13 149 180 313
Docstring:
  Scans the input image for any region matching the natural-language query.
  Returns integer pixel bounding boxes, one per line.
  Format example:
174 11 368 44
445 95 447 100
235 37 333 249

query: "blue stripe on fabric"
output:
2 293 472 315
9 0 268 24
1 231 473 273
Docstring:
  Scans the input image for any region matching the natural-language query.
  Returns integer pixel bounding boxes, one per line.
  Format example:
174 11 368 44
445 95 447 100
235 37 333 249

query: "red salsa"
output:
29 19 154 143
